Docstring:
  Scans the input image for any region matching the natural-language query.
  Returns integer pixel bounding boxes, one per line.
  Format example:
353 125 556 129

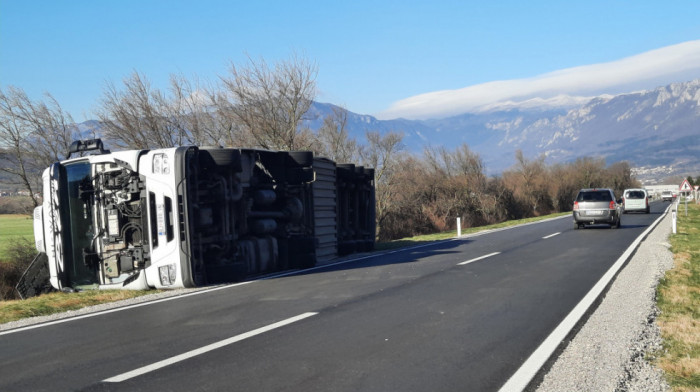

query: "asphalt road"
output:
0 201 670 392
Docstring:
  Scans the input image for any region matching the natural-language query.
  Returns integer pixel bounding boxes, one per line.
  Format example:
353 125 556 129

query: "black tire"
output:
287 151 314 166
574 222 579 230
286 167 314 184
200 148 242 171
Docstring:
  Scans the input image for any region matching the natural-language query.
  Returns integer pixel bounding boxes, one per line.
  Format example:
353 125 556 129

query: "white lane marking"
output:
458 252 501 266
2 215 570 336
498 204 672 392
542 232 560 239
104 312 318 383
0 281 253 337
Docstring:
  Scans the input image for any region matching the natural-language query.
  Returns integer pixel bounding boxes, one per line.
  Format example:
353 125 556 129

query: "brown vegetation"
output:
0 53 641 244
656 203 700 390
372 146 639 241
0 196 35 215
0 238 36 300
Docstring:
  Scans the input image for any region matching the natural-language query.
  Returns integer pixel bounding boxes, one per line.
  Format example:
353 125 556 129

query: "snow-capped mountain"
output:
306 80 700 179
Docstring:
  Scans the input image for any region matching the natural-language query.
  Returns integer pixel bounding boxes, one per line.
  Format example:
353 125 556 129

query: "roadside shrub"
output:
0 196 36 214
0 238 36 300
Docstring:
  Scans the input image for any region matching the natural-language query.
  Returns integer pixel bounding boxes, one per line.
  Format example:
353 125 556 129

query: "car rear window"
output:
625 191 645 199
576 190 613 202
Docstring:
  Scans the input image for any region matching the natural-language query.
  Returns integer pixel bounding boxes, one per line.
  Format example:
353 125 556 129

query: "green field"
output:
0 214 34 260
656 202 700 390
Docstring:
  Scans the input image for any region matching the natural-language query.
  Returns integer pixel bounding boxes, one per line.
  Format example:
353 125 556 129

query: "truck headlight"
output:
152 153 170 175
159 264 177 286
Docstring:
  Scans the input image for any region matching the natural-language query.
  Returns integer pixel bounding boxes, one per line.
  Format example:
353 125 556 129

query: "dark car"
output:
573 188 621 229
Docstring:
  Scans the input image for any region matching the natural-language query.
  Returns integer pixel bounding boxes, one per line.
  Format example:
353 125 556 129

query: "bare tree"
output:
423 143 485 182
606 161 639 196
315 106 359 163
24 93 80 169
420 143 490 230
97 71 181 149
219 54 318 150
507 150 553 215
0 87 78 206
202 88 248 147
571 156 607 189
361 130 404 239
165 74 226 146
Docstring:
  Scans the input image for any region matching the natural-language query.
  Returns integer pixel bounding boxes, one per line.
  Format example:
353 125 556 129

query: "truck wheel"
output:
201 148 242 171
288 151 314 167
286 167 314 184
574 223 580 230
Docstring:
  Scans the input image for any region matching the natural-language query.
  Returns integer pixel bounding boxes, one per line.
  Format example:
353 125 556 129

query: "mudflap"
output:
15 252 55 299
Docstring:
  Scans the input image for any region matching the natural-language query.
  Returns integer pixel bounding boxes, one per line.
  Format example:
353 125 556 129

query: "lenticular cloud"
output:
378 40 700 120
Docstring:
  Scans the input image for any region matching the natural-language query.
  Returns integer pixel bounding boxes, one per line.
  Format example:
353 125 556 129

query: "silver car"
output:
622 188 650 213
573 188 621 229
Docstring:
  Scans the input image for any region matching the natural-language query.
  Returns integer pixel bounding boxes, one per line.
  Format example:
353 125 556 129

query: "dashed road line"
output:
103 312 318 383
458 252 501 266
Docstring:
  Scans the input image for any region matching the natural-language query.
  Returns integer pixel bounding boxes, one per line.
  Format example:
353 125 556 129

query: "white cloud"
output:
377 40 700 120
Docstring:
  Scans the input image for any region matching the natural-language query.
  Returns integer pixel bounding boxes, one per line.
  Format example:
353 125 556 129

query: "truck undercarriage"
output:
25 142 375 295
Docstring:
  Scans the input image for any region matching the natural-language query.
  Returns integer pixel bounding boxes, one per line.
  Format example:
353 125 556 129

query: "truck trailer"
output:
31 139 375 292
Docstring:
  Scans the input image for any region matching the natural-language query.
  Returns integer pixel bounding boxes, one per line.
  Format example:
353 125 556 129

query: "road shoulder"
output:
534 211 673 392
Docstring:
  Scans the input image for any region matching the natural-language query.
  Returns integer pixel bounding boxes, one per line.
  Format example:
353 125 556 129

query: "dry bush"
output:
0 238 36 300
0 196 35 214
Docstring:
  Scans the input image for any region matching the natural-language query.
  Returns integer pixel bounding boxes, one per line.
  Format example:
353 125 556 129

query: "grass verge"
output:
375 212 569 252
656 202 700 391
0 290 157 324
0 211 568 325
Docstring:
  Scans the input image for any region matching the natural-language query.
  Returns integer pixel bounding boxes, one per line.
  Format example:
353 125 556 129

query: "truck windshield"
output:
59 161 98 287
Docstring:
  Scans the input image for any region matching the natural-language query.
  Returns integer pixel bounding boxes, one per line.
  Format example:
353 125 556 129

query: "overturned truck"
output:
32 140 375 291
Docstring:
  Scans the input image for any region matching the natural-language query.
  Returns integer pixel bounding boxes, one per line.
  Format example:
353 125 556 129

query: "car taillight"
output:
573 201 579 211
609 201 615 210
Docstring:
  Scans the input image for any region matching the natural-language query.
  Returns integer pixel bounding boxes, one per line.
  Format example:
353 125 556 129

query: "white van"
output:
622 188 650 213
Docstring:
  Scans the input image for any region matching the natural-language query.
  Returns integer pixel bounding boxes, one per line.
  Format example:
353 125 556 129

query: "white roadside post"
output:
672 203 677 234
457 217 461 237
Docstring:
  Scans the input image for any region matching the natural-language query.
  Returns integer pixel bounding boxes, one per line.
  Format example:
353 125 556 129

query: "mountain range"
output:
304 79 700 182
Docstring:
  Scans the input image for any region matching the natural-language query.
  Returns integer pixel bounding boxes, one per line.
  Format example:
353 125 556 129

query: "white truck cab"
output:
32 139 376 292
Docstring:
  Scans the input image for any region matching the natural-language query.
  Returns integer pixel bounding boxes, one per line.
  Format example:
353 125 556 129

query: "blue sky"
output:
2 0 700 121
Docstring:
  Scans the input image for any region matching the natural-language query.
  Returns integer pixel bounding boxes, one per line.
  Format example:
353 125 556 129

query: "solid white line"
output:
457 215 569 239
0 281 253 337
542 232 560 239
2 214 569 336
458 252 501 266
497 205 671 392
103 312 318 383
